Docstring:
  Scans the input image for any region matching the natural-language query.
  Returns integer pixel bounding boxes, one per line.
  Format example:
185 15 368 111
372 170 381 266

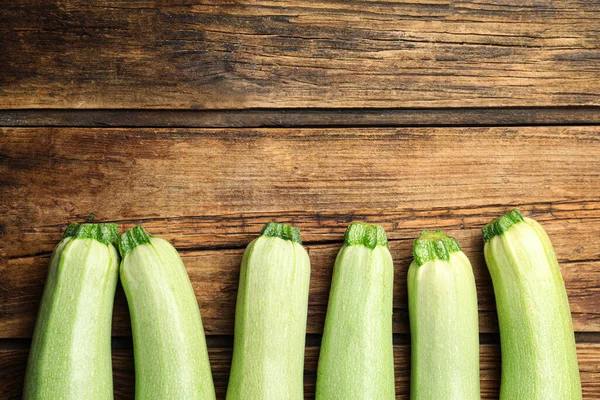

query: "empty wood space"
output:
1 1 600 109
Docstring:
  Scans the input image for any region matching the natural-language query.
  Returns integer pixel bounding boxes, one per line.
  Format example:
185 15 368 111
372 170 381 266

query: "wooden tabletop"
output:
1 1 599 399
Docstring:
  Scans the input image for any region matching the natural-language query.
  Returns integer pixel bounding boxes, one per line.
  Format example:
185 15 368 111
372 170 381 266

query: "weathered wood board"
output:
3 239 600 338
1 0 600 109
1 126 599 336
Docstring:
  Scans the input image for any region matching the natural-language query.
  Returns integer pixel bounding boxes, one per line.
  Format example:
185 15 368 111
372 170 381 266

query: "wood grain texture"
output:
1 344 599 399
1 1 600 109
1 126 598 338
1 127 599 250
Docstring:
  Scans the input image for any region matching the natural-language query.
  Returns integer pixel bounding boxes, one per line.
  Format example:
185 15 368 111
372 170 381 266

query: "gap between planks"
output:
1 107 600 128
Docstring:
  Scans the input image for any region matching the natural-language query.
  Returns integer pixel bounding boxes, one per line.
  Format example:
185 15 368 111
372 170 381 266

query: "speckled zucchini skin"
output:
408 230 480 400
484 210 581 400
24 223 120 400
316 222 395 400
119 226 215 400
227 223 310 400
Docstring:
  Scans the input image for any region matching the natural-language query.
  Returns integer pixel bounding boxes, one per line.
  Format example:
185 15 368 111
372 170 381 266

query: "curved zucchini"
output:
226 222 311 400
24 223 120 400
119 226 215 399
408 230 480 400
316 222 395 399
483 210 581 399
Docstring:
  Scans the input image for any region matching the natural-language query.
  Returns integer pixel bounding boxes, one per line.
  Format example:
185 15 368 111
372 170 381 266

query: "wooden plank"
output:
1 126 598 337
1 1 600 109
1 344 599 399
2 108 600 128
2 242 598 338
1 127 598 252
3 201 600 260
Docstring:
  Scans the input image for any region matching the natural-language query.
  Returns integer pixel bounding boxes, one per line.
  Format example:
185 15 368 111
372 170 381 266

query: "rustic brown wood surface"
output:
2 1 600 396
1 344 599 400
1 0 600 109
1 126 599 397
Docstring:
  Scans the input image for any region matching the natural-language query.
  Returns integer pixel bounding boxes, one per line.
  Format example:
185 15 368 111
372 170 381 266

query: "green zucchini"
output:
226 222 311 400
24 223 120 400
119 226 215 399
408 230 480 400
483 210 581 399
316 222 395 399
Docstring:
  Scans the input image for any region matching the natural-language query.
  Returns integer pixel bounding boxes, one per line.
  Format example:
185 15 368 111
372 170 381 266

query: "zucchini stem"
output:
413 230 461 266
118 225 153 257
343 221 388 249
482 209 524 242
62 222 119 245
259 222 302 244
